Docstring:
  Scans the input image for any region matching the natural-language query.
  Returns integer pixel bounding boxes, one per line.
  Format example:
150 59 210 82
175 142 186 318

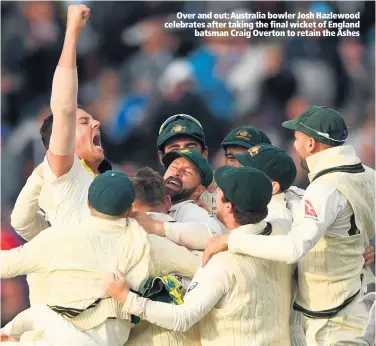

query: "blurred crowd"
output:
1 1 375 326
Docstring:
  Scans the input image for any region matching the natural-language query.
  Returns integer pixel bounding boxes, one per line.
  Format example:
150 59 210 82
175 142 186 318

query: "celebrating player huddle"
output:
1 5 375 346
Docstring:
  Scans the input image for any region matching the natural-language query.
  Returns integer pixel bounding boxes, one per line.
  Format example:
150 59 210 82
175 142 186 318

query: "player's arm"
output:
1 308 38 339
108 256 231 332
163 204 226 249
134 205 222 250
0 230 54 278
148 235 201 278
203 184 340 266
46 5 89 177
10 166 49 241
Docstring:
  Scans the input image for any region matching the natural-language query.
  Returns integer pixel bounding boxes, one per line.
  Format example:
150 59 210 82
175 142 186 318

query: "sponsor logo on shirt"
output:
304 200 318 218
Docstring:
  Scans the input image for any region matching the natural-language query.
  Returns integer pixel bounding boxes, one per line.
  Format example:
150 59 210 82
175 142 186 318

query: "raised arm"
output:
47 5 90 177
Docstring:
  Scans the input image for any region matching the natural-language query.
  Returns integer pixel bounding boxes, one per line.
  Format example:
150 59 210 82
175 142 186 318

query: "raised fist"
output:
66 5 90 33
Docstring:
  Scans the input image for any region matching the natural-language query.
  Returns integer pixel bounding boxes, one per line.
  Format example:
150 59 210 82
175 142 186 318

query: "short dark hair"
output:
40 104 84 150
131 167 167 207
222 196 268 225
40 114 53 150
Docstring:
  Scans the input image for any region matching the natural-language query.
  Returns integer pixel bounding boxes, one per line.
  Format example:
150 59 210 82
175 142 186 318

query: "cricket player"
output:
106 166 292 346
228 143 306 345
134 148 224 250
202 106 376 345
228 144 297 223
37 4 108 227
157 113 217 215
221 125 271 165
128 167 201 346
1 171 200 345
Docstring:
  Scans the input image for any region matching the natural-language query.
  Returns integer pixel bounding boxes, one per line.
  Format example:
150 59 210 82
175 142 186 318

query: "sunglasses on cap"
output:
159 114 203 135
299 122 348 143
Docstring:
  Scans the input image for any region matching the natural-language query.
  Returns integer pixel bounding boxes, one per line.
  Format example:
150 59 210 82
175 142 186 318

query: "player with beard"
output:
134 148 223 250
105 167 293 346
202 106 375 345
157 114 217 216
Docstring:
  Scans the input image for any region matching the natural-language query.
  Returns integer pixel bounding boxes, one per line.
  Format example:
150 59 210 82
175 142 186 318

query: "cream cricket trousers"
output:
13 305 103 346
304 293 375 346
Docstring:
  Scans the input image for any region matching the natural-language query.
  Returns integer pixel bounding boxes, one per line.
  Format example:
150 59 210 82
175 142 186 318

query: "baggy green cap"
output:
162 148 213 188
233 144 297 191
157 114 205 150
282 106 348 146
215 166 272 212
88 170 135 216
221 126 271 150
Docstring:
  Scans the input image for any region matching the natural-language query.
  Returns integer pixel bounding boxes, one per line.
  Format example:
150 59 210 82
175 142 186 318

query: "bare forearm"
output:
58 29 79 68
48 26 79 174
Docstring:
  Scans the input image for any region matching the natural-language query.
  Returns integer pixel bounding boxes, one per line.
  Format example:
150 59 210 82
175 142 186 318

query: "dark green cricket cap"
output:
234 144 297 191
157 114 206 150
88 170 135 216
215 166 272 212
221 126 271 150
162 148 213 188
282 106 348 146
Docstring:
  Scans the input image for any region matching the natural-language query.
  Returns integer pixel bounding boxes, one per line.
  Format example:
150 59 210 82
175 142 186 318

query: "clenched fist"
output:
67 5 90 33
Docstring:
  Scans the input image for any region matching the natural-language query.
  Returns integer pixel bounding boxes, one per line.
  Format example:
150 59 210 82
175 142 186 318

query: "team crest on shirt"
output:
235 130 251 140
171 124 185 133
304 200 318 219
248 146 260 157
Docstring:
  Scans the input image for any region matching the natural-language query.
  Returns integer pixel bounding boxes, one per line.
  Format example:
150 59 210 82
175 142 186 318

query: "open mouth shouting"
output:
165 177 183 192
93 132 103 151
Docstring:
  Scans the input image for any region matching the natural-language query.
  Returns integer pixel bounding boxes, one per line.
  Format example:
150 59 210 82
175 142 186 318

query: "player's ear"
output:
125 205 133 218
88 201 92 210
158 150 164 166
195 185 207 200
271 181 280 195
202 147 209 159
225 200 234 215
308 137 316 152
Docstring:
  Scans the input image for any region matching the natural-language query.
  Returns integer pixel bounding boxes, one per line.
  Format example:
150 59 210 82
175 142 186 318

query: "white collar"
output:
81 215 131 235
306 145 361 182
168 200 195 213
231 220 269 235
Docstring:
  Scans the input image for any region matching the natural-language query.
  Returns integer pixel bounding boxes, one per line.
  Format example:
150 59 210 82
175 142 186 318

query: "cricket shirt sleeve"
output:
125 255 232 332
10 170 49 241
229 182 341 263
164 203 223 250
0 229 56 278
148 235 201 279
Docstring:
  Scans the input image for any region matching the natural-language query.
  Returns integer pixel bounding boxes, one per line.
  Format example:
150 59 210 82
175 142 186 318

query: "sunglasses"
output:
159 114 203 135
299 122 348 143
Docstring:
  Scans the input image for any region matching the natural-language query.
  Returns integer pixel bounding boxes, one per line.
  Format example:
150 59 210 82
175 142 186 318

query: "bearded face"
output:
165 176 198 203
163 157 202 203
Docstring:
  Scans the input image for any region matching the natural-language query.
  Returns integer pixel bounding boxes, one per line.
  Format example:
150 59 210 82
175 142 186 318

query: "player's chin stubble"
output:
167 186 198 204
